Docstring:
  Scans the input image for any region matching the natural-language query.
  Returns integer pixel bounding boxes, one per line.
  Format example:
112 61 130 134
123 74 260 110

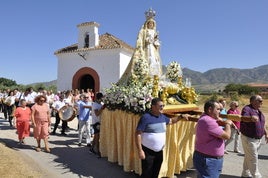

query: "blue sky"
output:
1 0 267 85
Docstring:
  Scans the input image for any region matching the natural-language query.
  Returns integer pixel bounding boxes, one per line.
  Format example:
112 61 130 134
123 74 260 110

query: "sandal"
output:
45 148 51 153
36 147 41 152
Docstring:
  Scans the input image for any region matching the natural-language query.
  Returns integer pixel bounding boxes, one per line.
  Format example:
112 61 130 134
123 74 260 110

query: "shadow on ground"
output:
50 146 139 178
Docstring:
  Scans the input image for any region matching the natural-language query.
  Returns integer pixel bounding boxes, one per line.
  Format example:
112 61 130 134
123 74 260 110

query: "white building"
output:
54 22 134 92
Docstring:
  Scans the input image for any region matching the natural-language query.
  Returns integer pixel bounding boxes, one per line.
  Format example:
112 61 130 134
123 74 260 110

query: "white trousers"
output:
78 120 91 144
225 127 240 151
241 134 262 178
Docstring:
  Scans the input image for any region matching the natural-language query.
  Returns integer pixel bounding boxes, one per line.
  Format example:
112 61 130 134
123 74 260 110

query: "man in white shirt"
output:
51 95 67 135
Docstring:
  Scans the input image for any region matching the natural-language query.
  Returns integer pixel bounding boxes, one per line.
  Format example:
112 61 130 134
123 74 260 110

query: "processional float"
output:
103 8 200 116
102 8 251 122
100 8 251 177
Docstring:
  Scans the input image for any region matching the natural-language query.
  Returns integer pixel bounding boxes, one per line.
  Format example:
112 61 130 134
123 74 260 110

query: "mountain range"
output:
166 64 268 92
42 64 268 92
182 64 268 84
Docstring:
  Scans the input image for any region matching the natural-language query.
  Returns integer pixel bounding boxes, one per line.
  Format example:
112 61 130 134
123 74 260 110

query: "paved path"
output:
0 113 267 178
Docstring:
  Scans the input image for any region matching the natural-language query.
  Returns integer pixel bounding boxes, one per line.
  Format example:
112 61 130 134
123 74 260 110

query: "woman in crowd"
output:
31 95 51 152
13 99 31 145
225 101 241 153
86 88 94 101
64 90 74 106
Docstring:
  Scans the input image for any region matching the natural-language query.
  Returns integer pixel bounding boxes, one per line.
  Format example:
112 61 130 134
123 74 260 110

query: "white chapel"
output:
54 22 134 92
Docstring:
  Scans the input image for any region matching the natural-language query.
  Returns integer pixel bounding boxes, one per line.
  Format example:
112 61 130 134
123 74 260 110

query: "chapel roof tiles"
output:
54 33 134 55
247 83 268 88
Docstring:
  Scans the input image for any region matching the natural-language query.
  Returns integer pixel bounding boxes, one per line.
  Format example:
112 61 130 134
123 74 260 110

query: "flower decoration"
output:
103 57 154 114
132 59 149 80
103 60 198 115
103 81 154 114
166 61 182 83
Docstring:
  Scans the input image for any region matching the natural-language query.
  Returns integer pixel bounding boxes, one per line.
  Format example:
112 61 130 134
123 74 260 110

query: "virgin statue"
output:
138 12 162 77
117 8 162 85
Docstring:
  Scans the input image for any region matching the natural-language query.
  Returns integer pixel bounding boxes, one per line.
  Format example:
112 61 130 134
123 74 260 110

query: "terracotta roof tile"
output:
54 33 134 55
247 83 268 87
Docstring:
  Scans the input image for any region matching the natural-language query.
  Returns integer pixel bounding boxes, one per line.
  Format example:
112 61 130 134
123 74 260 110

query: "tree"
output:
0 77 57 93
0 77 17 87
224 83 259 95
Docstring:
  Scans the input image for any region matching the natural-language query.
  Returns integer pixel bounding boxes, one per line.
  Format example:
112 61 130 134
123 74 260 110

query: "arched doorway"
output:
72 67 100 92
80 74 95 91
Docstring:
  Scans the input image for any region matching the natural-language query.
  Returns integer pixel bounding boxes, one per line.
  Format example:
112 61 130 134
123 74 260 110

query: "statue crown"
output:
145 8 156 20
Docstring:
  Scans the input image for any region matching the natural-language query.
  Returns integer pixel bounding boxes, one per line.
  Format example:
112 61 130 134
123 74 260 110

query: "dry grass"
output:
259 99 268 115
0 143 42 178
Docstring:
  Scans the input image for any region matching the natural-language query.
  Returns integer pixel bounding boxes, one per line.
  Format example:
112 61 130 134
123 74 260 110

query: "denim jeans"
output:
193 151 223 178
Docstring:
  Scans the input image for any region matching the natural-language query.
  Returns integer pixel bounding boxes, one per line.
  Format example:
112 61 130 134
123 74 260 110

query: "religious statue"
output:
138 9 162 77
104 8 199 115
117 8 162 85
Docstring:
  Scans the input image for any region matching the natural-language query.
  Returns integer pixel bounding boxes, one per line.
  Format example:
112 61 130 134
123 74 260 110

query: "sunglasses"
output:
159 104 165 108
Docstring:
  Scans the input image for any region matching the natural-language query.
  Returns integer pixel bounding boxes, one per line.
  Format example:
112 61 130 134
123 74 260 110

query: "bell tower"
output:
77 22 100 49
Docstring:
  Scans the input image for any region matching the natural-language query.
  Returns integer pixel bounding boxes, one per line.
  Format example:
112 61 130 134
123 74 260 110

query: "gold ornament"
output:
161 87 169 105
166 84 179 94
152 75 159 97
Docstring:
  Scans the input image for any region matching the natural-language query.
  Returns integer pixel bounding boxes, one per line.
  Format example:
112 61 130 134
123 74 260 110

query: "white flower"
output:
166 61 182 82
133 59 149 79
103 79 154 114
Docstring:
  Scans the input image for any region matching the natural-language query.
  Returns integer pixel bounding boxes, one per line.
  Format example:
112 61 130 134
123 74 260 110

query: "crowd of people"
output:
193 96 267 178
1 89 268 177
0 87 104 155
136 96 267 178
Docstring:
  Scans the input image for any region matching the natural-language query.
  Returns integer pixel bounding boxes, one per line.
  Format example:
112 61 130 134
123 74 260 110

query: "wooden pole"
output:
165 110 253 122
